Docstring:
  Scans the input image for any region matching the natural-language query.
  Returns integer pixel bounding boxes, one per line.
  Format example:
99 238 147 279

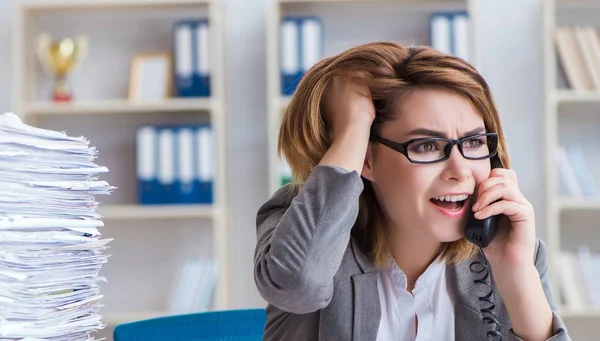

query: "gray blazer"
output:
254 165 571 341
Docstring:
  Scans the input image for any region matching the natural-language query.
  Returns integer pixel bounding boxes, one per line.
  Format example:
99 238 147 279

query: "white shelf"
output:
21 0 210 11
557 198 600 211
98 204 215 220
555 90 600 103
102 310 172 326
22 98 213 116
278 0 468 9
558 307 600 318
556 0 600 10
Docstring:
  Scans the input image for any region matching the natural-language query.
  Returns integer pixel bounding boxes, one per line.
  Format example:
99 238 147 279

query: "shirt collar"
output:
385 254 446 291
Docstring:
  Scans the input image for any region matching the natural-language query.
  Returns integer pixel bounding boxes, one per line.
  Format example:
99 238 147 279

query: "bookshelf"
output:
266 0 482 196
12 0 229 339
543 0 600 327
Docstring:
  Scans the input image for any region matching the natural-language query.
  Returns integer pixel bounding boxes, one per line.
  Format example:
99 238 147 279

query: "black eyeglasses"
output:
370 132 499 164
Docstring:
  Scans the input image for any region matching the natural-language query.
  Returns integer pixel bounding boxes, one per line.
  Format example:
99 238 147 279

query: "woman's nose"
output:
441 144 471 182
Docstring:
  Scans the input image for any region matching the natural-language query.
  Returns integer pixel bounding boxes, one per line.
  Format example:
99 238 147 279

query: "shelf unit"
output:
12 0 230 337
266 0 482 195
543 0 600 324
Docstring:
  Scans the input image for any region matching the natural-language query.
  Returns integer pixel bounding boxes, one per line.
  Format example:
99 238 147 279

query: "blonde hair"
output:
278 42 511 268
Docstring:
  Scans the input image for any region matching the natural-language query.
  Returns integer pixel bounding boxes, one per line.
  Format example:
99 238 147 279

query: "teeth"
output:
433 194 469 202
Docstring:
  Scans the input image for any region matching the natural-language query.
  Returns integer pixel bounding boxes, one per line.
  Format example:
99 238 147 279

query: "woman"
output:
254 42 570 340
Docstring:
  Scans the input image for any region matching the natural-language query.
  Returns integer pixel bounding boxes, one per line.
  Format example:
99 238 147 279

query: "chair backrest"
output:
113 309 266 341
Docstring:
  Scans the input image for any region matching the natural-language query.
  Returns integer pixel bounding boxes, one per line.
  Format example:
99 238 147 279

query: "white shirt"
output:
376 257 455 341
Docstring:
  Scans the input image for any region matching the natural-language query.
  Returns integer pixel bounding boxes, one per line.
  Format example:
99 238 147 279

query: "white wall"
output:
220 0 270 308
0 0 556 311
478 0 547 236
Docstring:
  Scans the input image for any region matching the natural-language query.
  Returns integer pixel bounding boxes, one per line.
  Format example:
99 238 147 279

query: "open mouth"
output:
430 194 470 212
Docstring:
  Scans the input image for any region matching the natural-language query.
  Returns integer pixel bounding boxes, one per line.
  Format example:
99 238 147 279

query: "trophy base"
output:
53 92 72 102
52 76 73 102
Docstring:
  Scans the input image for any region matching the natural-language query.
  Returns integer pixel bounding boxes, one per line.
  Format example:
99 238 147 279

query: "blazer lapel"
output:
350 239 380 341
352 273 380 341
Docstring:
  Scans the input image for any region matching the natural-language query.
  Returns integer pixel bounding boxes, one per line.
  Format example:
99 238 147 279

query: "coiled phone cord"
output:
469 242 503 341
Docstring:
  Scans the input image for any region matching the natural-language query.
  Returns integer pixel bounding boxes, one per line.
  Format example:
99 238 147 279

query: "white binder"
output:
196 21 210 79
452 13 469 62
281 19 300 81
136 126 156 183
430 14 451 55
175 24 194 86
197 126 212 183
177 127 195 193
301 17 323 73
158 128 176 189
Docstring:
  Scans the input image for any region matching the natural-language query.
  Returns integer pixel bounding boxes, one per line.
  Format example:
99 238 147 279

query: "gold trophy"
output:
36 33 88 102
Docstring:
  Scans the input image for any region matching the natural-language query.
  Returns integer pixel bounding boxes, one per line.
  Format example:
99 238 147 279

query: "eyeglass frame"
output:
369 132 499 164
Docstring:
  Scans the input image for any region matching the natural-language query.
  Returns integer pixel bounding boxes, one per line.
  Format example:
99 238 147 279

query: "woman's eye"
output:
414 142 437 153
464 138 484 148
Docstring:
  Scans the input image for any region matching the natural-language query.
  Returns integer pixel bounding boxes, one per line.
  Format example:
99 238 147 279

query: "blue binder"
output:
136 124 215 205
280 16 323 95
135 125 177 205
174 19 211 97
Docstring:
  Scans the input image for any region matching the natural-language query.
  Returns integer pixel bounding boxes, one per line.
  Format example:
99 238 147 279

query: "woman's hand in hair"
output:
323 76 375 140
319 77 375 174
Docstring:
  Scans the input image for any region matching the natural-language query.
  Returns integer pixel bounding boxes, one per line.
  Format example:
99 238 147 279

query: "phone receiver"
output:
465 157 502 248
465 210 499 248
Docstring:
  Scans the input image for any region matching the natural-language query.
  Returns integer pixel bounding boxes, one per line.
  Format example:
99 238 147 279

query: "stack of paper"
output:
0 112 114 341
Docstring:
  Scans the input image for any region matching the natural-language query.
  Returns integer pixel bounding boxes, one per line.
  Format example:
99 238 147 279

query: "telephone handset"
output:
465 156 504 341
465 156 503 248
465 209 499 248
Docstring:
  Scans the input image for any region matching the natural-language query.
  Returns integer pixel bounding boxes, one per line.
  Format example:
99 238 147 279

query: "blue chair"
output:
113 309 267 341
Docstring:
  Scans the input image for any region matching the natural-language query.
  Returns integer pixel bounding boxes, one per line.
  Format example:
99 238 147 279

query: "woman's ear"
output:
362 143 375 182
